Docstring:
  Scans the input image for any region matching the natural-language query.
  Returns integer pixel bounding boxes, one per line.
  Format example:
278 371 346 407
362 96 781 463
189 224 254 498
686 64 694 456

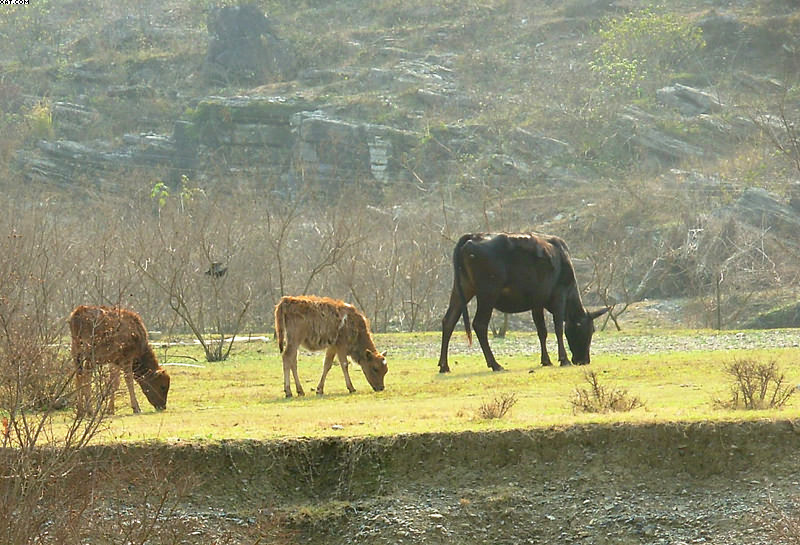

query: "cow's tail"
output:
453 236 473 346
274 300 286 354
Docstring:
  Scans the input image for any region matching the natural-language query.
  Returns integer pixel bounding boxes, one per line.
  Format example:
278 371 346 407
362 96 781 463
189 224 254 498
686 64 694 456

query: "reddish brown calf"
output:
69 305 170 415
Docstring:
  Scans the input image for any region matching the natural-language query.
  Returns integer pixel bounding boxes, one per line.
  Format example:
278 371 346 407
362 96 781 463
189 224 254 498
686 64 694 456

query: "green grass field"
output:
76 329 800 444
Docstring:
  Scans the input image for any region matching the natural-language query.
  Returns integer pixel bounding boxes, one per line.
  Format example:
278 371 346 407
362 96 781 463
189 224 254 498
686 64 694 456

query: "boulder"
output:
511 128 573 159
205 5 296 84
617 106 705 164
656 84 724 116
732 187 800 234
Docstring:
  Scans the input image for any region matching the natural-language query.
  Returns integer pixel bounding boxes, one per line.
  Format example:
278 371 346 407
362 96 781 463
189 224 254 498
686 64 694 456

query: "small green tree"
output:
590 8 705 98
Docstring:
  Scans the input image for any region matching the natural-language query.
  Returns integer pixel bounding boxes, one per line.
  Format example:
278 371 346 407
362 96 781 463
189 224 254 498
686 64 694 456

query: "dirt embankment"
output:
75 420 800 544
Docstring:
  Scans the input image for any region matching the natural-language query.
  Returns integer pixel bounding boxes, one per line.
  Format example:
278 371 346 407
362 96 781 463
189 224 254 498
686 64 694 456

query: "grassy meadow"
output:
70 329 800 444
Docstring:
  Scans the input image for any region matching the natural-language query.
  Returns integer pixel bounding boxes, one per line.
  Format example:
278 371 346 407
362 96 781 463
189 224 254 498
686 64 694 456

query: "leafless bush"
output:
570 371 645 414
134 181 254 361
716 358 795 410
477 392 518 419
0 207 109 545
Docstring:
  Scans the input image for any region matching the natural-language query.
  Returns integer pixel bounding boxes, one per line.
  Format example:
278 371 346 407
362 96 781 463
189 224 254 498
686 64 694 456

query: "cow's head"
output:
565 308 609 365
359 349 388 391
138 369 170 411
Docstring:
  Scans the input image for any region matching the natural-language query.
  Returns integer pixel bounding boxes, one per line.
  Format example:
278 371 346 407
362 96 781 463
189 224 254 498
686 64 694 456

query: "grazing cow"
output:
438 233 608 373
69 305 170 415
274 295 387 397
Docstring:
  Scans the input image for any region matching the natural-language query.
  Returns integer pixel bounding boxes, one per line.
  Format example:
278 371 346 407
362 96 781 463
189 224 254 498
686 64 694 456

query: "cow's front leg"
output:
338 349 357 393
532 308 552 366
472 301 503 371
119 363 140 414
552 313 571 366
316 347 337 396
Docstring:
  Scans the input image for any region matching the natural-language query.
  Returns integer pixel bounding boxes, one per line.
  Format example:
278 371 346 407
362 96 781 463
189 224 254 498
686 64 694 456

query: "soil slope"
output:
81 420 800 544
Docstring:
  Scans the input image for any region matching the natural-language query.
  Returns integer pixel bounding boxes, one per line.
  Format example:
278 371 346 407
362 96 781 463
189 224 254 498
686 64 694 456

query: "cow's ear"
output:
589 307 610 320
380 350 388 359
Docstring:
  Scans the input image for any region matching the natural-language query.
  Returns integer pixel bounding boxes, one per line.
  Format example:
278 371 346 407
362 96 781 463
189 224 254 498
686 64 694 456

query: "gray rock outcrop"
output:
205 5 296 84
656 84 724 116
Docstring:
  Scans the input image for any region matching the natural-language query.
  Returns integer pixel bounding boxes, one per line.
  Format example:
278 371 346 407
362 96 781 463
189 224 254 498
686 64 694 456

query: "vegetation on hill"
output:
1 0 799 342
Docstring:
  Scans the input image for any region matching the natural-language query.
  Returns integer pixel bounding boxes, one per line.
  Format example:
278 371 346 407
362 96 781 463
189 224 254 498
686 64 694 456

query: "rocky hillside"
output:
2 0 800 328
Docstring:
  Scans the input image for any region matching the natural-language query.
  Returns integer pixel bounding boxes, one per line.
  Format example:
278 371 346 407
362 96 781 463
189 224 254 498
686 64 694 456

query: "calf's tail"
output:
274 301 286 353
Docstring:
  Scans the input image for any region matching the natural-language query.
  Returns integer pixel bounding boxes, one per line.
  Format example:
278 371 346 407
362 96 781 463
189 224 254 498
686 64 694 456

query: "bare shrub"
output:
570 371 645 414
134 180 253 362
0 208 109 545
477 392 518 420
716 358 795 410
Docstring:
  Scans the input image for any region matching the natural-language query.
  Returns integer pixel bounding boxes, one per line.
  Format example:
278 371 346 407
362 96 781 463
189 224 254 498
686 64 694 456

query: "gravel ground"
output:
284 451 800 545
384 328 800 361
95 421 800 545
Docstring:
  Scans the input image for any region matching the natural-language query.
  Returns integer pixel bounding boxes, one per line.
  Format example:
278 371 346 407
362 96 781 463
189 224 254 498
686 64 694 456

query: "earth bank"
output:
79 420 800 544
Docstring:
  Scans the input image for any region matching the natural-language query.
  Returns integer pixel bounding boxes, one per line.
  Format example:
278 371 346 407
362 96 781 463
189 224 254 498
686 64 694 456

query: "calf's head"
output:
138 369 170 411
359 349 388 391
565 308 609 365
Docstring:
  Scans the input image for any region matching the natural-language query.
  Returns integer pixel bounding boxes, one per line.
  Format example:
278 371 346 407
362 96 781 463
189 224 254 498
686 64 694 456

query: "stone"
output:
205 5 297 84
656 84 724 116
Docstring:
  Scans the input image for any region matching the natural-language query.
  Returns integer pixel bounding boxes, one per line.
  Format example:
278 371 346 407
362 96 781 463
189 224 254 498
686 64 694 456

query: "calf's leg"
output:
75 363 90 417
316 346 337 396
119 363 141 414
338 349 357 393
282 345 304 397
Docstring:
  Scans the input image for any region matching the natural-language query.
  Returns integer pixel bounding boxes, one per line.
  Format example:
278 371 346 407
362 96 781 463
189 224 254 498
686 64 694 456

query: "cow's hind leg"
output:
472 300 503 371
438 290 463 373
532 308 552 366
316 347 337 396
338 349 357 393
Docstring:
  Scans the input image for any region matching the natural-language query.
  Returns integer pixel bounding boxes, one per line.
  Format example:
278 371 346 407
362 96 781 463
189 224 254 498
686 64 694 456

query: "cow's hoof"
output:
316 391 324 396
559 361 572 367
439 365 450 374
541 360 553 367
491 365 505 372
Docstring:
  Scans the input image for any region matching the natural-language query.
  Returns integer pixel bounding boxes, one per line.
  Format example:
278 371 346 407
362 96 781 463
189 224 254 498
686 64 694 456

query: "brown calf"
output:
274 295 387 397
69 305 170 415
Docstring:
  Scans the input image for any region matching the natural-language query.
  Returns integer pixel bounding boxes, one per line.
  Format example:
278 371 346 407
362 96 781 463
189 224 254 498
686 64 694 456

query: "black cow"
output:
438 232 608 373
